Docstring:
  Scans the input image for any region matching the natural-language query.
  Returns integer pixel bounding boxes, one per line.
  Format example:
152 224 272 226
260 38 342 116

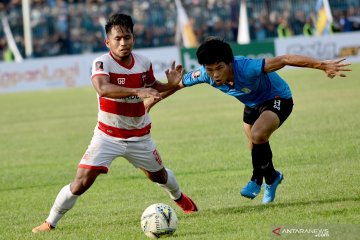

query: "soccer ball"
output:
140 203 178 238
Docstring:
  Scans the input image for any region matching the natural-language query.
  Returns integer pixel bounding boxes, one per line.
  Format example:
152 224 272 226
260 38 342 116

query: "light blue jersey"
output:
182 56 292 108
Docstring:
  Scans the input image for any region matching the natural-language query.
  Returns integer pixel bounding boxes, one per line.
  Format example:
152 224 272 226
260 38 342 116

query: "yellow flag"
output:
175 0 198 48
316 0 333 35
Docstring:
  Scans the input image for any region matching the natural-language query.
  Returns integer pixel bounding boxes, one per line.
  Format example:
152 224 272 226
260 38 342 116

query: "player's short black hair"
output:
196 37 234 65
105 13 134 35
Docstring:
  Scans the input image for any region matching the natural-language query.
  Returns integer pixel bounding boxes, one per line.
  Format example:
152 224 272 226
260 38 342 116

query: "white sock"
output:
158 168 182 200
46 184 79 227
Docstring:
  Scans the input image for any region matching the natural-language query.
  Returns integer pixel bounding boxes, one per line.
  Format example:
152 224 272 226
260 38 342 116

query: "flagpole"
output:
237 0 250 44
22 0 33 58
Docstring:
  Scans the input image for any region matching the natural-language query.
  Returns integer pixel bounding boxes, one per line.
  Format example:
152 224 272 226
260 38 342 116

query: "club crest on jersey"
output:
117 78 126 85
95 61 103 71
241 87 252 94
191 70 201 79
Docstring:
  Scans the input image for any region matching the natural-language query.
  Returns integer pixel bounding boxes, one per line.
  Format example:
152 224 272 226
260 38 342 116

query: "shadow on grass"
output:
185 195 360 218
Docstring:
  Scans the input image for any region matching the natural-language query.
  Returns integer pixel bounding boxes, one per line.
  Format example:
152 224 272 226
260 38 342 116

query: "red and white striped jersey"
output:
91 51 156 141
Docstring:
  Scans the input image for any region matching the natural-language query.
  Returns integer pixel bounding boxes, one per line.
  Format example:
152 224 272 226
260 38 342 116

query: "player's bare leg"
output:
243 122 253 150
251 110 279 144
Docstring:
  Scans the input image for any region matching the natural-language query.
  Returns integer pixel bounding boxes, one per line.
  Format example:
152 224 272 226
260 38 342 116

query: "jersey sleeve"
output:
182 66 210 87
91 56 110 78
242 58 265 79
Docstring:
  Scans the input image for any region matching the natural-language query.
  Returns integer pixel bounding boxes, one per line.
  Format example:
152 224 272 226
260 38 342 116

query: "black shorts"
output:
243 98 294 126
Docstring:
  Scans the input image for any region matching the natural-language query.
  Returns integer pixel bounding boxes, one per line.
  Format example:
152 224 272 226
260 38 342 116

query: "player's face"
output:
105 26 134 61
204 62 232 85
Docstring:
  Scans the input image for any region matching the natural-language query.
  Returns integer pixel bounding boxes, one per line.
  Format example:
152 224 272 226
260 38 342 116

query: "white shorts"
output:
79 129 164 173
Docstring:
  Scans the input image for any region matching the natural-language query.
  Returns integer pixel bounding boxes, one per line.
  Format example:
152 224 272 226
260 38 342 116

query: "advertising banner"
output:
275 32 360 62
0 46 179 94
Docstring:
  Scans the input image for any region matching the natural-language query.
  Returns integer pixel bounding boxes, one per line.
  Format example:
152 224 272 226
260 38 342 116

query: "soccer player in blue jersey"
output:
145 37 351 204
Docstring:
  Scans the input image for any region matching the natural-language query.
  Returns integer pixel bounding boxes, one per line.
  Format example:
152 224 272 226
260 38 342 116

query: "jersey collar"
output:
109 51 135 69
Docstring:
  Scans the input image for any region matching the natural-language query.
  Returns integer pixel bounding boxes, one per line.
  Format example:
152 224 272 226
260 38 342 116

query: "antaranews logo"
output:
272 224 360 239
271 225 330 238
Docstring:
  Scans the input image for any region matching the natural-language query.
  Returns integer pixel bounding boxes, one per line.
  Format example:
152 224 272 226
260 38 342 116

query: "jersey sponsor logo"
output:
95 61 104 71
273 99 281 110
119 95 140 100
191 70 200 79
109 72 144 88
117 78 126 85
241 87 251 94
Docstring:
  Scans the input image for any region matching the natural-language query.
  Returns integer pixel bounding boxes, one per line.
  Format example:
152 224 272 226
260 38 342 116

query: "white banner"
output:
0 46 179 94
275 32 360 62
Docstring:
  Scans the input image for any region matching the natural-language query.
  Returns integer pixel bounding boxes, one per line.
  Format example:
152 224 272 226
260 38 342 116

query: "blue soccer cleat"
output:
262 171 284 204
240 180 261 199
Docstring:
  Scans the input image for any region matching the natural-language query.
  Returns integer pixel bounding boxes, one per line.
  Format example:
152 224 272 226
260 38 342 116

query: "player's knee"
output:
70 180 91 195
250 129 269 144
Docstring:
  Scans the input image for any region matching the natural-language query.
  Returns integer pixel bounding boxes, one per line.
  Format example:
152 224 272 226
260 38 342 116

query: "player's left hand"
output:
322 58 352 78
165 61 185 87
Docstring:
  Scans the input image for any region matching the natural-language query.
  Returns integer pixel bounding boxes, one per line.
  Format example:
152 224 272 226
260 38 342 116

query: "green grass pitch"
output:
0 63 359 239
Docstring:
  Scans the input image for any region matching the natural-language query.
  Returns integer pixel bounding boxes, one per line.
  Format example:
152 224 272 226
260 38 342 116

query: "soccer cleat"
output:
262 171 284 204
32 221 55 233
174 193 198 214
240 180 261 199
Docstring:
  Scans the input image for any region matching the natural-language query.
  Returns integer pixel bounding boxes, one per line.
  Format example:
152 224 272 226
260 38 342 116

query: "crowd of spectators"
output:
0 0 359 62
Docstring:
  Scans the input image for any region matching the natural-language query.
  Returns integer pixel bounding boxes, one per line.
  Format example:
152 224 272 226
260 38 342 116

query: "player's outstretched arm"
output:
92 75 161 99
145 62 186 112
264 55 352 78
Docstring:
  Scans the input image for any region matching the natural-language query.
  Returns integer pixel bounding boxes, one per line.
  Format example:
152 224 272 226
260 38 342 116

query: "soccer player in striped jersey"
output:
32 13 197 233
145 37 351 205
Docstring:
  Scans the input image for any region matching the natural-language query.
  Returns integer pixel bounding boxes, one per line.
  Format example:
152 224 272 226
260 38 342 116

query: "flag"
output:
237 0 250 44
315 0 333 35
175 0 198 48
1 16 23 62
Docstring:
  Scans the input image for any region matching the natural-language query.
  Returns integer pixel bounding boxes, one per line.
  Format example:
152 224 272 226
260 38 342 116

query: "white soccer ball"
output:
140 203 178 238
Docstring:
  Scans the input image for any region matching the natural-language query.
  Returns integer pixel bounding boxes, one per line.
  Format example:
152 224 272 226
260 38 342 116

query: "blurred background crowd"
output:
0 0 359 61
